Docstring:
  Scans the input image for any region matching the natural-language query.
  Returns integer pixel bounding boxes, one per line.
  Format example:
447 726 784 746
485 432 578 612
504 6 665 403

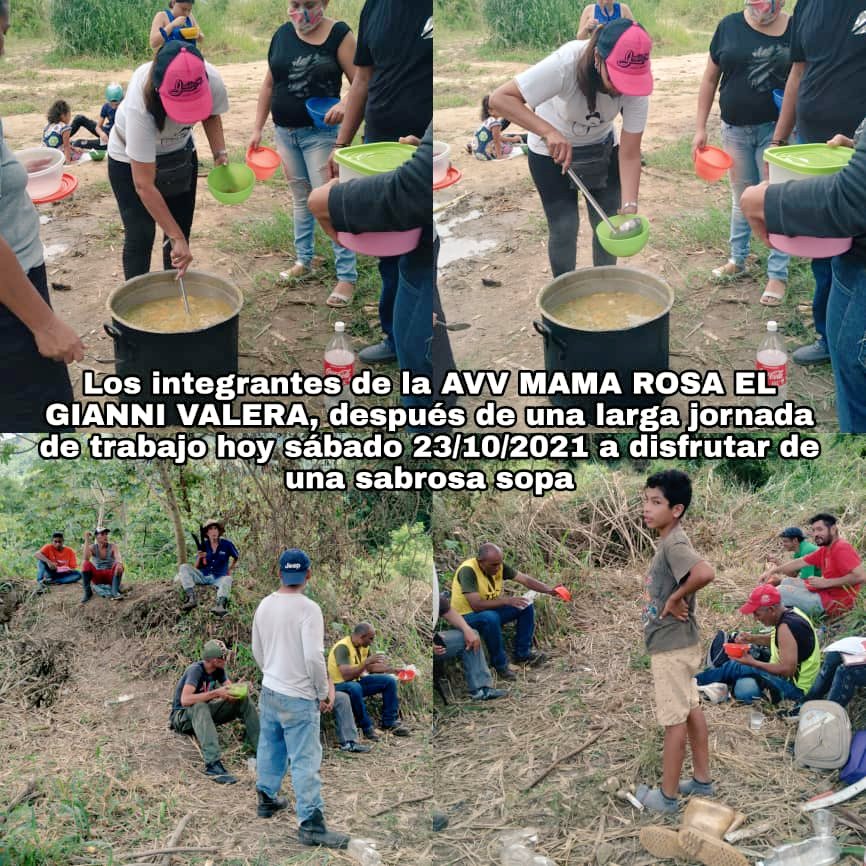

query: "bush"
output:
11 0 48 34
49 0 153 58
482 0 576 49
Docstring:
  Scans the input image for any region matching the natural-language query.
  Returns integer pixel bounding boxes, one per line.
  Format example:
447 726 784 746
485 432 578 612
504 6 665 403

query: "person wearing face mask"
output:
489 19 652 277
250 0 358 308
0 0 83 432
577 0 634 40
770 0 866 368
693 0 792 306
150 0 204 49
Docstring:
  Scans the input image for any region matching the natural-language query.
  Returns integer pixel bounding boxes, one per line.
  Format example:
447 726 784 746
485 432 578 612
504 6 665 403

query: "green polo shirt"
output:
796 540 821 579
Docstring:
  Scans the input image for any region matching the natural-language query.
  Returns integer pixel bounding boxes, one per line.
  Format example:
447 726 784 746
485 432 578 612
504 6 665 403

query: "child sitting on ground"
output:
466 95 526 161
43 99 107 163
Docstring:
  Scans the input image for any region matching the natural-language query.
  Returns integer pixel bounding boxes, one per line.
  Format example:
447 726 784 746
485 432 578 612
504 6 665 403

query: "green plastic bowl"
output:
89 149 106 162
207 163 255 205
596 214 650 258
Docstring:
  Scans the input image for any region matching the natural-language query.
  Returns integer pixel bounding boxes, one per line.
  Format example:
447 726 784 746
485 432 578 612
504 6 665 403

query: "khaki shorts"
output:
650 643 702 727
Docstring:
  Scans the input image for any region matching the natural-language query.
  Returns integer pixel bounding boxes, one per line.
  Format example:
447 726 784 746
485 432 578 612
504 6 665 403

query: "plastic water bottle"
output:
348 838 382 866
323 321 355 413
756 320 788 408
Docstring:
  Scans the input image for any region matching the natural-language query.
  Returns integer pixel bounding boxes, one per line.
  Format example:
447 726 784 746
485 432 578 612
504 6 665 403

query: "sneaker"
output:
382 722 411 737
358 340 397 364
711 261 746 280
636 784 679 814
514 651 548 667
495 666 517 681
678 776 715 796
298 809 349 849
204 760 237 785
256 789 289 818
339 741 372 753
362 728 380 741
469 686 507 701
792 337 830 366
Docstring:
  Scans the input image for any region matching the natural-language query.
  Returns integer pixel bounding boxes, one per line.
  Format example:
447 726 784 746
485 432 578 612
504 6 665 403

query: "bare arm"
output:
82 533 92 562
808 566 866 590
693 56 722 157
149 11 172 50
441 607 481 650
618 129 642 213
249 69 274 151
577 5 596 39
189 13 204 43
327 64 372 177
661 560 714 620
513 571 556 595
326 33 358 126
111 543 122 567
620 3 634 20
759 556 809 584
180 683 229 706
464 589 528 611
35 551 55 568
772 61 804 144
738 623 798 677
201 115 228 166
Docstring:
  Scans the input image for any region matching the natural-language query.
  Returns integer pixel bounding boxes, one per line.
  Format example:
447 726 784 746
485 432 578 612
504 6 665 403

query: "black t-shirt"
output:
710 12 792 127
778 608 816 673
791 0 866 142
171 661 226 713
268 21 351 129
355 1 432 142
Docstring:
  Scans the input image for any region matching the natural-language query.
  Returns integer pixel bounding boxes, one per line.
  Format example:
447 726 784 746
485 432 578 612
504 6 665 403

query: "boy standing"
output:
639 470 715 813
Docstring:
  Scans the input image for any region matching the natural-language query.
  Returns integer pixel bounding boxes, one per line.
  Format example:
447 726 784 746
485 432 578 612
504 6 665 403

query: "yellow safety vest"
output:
327 635 369 684
769 607 821 694
450 557 503 616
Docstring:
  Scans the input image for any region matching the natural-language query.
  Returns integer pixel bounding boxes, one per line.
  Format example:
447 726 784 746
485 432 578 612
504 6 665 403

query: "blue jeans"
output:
462 605 535 671
36 561 81 584
334 674 399 731
439 628 494 692
394 246 433 409
697 660 804 704
378 256 399 351
805 651 866 706
777 578 825 618
273 125 357 283
812 257 832 344
721 121 789 281
256 687 324 824
827 254 866 432
176 563 232 599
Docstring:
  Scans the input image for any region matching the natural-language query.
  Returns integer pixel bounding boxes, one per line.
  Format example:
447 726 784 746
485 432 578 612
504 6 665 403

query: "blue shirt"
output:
100 102 118 135
594 3 622 23
198 538 239 577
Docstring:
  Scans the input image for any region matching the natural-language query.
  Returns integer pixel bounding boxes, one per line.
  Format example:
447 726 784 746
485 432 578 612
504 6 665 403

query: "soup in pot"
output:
550 291 665 331
122 295 236 332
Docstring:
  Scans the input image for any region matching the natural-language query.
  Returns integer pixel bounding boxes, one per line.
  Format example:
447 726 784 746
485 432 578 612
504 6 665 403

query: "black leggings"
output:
107 153 198 280
527 145 621 276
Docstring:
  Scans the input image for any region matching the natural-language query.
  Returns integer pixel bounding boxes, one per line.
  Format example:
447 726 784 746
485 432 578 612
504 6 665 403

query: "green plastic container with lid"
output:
765 143 853 183
333 142 416 182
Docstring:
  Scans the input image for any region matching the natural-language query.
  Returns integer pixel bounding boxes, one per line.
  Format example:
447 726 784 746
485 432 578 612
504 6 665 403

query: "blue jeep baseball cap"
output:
279 549 311 584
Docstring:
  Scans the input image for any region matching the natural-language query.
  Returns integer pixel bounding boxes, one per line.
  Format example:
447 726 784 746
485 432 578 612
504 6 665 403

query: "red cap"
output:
597 20 654 97
155 45 212 124
739 584 782 615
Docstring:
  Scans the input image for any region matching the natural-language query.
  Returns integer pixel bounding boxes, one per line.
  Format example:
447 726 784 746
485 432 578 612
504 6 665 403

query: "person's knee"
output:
733 677 761 703
471 610 500 631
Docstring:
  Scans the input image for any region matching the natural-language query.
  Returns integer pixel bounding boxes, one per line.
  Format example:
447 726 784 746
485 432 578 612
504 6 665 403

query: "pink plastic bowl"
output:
337 227 422 256
768 233 852 258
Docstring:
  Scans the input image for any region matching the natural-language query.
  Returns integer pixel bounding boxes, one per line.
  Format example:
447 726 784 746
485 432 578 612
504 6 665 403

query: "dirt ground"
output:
433 48 837 431
0 582 436 865
3 50 382 419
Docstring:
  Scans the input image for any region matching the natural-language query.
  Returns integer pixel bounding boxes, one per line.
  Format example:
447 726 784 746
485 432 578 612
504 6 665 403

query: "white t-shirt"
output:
251 591 329 702
515 40 649 157
108 60 229 164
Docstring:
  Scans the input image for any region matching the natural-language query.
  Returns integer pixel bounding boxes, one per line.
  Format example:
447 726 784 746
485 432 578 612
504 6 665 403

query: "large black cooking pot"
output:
533 266 674 410
105 270 243 417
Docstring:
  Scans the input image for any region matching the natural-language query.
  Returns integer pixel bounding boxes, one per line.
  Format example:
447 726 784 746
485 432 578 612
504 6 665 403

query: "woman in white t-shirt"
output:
107 41 229 278
490 19 653 276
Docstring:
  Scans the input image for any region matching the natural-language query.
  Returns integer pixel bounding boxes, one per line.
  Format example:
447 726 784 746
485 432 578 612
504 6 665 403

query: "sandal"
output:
326 281 355 308
279 262 310 280
759 278 786 306
711 261 746 280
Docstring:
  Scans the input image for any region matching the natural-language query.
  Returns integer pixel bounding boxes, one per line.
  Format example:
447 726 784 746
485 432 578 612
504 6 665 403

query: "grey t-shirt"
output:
0 119 43 273
643 524 703 654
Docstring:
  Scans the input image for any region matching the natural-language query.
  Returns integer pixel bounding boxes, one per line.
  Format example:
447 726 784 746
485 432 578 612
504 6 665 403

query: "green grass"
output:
434 87 476 111
645 135 700 173
0 99 40 115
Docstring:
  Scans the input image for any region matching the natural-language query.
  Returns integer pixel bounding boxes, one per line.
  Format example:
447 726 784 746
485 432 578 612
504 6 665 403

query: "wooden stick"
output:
118 846 218 860
159 812 192 866
523 722 614 791
369 793 434 818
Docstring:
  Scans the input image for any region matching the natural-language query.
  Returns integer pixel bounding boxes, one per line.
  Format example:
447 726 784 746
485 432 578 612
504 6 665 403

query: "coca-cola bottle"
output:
756 320 788 408
323 321 355 413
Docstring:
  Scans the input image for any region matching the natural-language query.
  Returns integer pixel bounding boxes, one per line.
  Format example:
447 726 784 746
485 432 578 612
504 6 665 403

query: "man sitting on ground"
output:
450 543 560 680
328 623 410 740
332 688 372 754
179 519 239 616
35 531 81 591
169 639 259 785
697 584 821 705
759 513 865 618
436 592 507 701
766 526 821 580
81 527 125 603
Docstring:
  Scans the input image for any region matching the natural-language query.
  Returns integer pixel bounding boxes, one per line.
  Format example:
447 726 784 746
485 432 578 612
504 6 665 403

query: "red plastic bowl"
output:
396 669 416 682
723 642 749 659
553 585 572 601
245 146 281 181
694 146 733 182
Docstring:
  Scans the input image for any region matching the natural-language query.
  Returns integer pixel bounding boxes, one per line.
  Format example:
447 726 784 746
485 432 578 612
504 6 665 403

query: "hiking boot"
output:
362 728 380 741
181 589 198 611
470 686 507 701
678 777 715 796
256 789 289 818
679 827 750 866
298 809 349 849
636 784 679 814
358 340 397 364
211 596 228 617
382 722 411 737
204 760 237 785
80 589 93 604
495 666 518 681
515 651 548 667
339 741 372 753
792 337 830 366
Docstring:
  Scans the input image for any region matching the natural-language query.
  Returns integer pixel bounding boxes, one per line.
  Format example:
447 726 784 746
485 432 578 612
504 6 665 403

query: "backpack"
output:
794 700 852 769
840 731 866 785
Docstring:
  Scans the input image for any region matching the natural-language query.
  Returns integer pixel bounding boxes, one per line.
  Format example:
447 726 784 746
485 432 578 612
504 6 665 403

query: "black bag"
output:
155 141 195 197
568 134 614 188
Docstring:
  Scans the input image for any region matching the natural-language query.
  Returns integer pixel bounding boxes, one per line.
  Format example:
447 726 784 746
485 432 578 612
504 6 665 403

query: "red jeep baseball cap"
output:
740 584 782 615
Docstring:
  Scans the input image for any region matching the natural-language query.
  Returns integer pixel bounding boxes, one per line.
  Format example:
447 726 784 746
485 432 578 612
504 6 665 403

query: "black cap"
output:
52 531 64 539
779 527 805 540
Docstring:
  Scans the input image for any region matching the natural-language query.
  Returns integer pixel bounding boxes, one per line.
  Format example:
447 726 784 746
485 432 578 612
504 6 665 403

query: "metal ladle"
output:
177 273 191 317
566 166 643 240
434 320 471 332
